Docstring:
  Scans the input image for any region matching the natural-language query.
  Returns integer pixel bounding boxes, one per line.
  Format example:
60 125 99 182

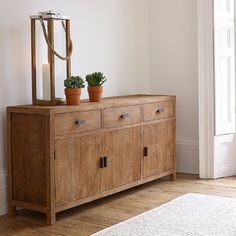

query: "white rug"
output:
92 193 236 236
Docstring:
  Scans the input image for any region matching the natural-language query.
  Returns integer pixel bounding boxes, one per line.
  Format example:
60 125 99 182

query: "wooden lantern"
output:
30 11 72 106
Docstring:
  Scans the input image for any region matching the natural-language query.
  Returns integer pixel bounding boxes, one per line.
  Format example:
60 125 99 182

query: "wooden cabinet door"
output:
55 134 102 206
143 120 175 178
102 127 141 191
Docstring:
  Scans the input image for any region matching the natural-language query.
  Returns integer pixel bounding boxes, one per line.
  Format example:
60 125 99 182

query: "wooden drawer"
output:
143 101 174 121
54 110 101 136
104 105 141 128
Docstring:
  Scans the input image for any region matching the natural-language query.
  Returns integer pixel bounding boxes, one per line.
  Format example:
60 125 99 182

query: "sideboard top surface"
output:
7 94 176 114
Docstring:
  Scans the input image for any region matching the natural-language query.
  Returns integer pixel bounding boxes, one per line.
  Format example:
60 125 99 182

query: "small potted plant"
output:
86 72 106 102
64 76 85 105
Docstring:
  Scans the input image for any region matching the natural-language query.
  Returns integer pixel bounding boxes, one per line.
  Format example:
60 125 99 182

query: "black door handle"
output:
144 147 148 157
100 157 105 168
104 156 108 167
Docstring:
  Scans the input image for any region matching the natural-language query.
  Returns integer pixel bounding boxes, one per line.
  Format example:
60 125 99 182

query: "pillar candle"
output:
42 64 51 100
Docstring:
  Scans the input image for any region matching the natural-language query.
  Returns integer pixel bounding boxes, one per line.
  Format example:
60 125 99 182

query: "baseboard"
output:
0 169 8 216
176 137 199 175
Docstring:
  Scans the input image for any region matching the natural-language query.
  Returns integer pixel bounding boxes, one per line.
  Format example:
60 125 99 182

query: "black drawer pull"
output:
74 119 86 126
120 112 129 119
156 108 165 113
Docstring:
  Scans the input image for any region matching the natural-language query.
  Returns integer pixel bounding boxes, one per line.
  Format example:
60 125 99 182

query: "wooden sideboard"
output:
7 95 176 225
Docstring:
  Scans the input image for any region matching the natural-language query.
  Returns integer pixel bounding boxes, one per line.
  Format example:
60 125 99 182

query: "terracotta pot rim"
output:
87 86 103 93
88 86 103 88
65 88 81 95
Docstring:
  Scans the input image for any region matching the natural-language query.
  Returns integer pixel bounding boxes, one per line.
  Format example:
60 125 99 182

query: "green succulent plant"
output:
64 76 85 89
85 72 107 87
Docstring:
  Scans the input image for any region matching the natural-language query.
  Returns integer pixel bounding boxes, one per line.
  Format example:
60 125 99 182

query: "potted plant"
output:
86 72 106 102
64 76 85 105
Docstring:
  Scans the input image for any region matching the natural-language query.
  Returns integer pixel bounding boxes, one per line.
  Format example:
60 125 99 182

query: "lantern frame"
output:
30 12 72 106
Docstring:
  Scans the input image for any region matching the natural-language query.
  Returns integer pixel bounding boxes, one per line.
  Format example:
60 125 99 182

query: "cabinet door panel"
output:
143 120 175 178
102 127 141 191
55 134 102 205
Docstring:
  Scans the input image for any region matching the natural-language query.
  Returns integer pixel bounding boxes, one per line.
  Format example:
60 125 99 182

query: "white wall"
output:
0 0 151 215
149 0 199 174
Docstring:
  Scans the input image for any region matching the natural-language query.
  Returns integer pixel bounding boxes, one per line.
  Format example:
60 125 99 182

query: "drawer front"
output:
144 101 174 121
55 110 101 136
104 105 141 128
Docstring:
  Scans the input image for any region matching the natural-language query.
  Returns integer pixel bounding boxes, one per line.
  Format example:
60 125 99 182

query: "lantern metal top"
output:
30 10 70 20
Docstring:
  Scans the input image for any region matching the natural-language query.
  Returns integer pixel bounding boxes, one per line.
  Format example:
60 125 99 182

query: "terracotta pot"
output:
87 86 103 102
64 88 81 105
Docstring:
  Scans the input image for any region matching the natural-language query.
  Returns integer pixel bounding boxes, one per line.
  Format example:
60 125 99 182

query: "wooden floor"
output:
1 174 236 236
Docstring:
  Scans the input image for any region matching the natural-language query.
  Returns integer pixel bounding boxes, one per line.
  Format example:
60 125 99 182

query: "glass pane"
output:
35 20 51 100
54 20 67 101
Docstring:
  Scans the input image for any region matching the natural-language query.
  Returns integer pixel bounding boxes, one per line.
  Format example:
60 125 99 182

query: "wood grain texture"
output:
65 19 71 79
31 19 36 105
54 170 175 213
143 120 175 178
102 127 141 191
7 111 16 216
46 114 55 225
143 101 174 122
54 110 102 136
103 105 142 128
7 95 176 225
8 95 176 114
48 19 55 105
11 113 47 206
11 201 47 213
55 134 102 205
1 174 236 236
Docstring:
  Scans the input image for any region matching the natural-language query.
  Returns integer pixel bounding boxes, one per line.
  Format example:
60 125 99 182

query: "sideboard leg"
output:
47 211 56 225
8 205 16 216
169 173 176 181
